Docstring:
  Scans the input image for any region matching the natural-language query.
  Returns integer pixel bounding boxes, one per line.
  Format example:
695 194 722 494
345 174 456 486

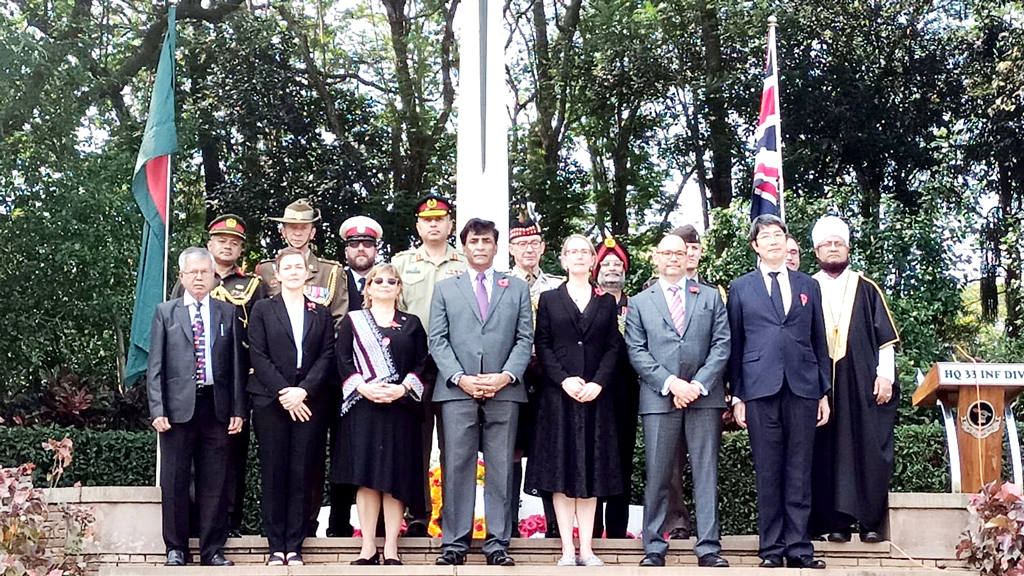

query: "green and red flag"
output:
125 7 178 385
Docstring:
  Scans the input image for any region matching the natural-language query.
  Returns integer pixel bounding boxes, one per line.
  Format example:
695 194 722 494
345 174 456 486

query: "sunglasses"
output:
346 240 376 249
371 277 400 285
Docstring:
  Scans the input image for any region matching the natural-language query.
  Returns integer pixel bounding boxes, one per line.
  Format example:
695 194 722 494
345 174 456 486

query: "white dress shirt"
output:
284 297 306 368
183 292 214 385
657 277 707 397
817 267 896 382
759 262 792 314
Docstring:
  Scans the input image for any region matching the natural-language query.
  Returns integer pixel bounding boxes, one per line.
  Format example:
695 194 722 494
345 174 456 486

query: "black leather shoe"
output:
486 550 516 566
860 530 883 543
828 530 852 542
435 551 466 565
699 553 730 568
787 556 826 569
351 552 380 565
383 558 403 566
639 553 666 567
668 527 691 539
165 550 187 566
759 555 784 568
201 553 234 566
226 529 242 538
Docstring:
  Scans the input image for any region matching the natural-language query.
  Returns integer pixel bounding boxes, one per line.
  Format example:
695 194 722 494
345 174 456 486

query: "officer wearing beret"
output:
171 214 267 537
255 199 349 324
391 194 467 535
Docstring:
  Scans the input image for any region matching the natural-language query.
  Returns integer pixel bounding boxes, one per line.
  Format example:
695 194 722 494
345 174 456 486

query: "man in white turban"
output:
807 215 900 544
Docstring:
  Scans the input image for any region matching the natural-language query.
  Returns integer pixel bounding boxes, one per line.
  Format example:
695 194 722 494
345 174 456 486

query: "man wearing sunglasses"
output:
323 215 384 538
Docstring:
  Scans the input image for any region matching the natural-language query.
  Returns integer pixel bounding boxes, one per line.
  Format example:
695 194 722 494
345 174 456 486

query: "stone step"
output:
98 567 978 576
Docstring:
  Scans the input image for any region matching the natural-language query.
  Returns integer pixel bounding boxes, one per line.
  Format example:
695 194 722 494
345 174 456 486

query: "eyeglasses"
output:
657 250 686 259
512 240 543 249
818 240 846 249
564 249 592 257
181 269 213 277
371 277 400 285
346 240 376 249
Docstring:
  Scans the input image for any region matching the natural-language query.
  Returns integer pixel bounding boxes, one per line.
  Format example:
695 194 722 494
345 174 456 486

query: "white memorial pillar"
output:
456 0 510 270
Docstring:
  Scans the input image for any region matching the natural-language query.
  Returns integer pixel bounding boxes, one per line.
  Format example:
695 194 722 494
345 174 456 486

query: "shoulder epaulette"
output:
211 276 262 306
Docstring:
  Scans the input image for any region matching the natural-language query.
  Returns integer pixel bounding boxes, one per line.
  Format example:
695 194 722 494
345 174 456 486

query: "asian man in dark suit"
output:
727 214 831 569
428 218 534 567
625 233 731 568
148 247 245 567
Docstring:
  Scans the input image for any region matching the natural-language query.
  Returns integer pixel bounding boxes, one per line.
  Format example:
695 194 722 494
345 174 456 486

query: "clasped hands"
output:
668 376 702 409
278 387 311 422
458 373 512 399
357 381 408 404
561 376 603 402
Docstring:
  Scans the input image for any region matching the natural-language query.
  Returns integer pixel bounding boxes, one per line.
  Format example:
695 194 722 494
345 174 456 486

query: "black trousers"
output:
746 384 818 560
160 392 230 561
225 417 250 533
253 397 318 554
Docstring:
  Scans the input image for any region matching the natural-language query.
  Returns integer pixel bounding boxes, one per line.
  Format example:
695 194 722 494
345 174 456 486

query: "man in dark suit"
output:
326 215 383 537
148 247 246 567
625 233 731 568
727 214 831 569
428 218 534 567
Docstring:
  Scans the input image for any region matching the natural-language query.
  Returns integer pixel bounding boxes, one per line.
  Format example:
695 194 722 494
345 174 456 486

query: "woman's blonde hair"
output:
560 234 596 255
362 263 403 308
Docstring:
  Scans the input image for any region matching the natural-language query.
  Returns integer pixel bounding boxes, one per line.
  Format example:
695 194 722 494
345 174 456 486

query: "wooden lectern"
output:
913 362 1024 493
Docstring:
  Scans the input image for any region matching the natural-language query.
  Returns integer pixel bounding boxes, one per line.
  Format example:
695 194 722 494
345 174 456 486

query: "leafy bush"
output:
957 481 1024 576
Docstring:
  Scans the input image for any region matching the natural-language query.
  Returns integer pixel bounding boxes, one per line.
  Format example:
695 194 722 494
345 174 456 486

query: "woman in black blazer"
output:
525 234 622 567
247 247 335 566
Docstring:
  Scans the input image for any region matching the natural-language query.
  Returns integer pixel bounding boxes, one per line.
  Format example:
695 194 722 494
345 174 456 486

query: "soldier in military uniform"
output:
255 199 349 537
391 195 467 535
592 236 640 539
255 199 349 324
326 215 384 537
506 215 563 537
170 214 267 537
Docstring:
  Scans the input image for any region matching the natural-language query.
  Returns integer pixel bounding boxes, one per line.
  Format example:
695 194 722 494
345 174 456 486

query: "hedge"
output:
0 423 954 536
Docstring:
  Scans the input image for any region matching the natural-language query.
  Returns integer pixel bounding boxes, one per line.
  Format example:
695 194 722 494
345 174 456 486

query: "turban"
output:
811 215 850 248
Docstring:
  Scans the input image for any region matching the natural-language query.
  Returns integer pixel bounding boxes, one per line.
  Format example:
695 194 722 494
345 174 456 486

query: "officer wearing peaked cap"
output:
255 199 349 325
338 216 383 312
170 213 266 538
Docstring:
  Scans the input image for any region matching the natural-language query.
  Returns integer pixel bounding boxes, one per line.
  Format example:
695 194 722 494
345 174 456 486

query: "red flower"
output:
689 285 700 294
306 301 316 311
594 286 605 296
800 293 809 306
381 337 391 347
497 278 509 288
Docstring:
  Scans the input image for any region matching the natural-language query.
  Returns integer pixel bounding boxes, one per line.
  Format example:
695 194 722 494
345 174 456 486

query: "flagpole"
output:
768 15 785 221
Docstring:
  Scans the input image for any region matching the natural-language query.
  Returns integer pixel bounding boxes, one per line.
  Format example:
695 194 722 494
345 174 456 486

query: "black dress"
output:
525 284 624 499
331 310 428 513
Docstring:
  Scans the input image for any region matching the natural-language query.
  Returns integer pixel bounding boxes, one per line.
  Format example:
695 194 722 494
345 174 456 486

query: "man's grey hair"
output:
178 247 215 272
748 214 788 244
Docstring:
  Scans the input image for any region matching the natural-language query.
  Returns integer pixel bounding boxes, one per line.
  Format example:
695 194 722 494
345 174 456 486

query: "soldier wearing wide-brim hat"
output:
390 193 467 536
255 199 349 324
170 213 267 537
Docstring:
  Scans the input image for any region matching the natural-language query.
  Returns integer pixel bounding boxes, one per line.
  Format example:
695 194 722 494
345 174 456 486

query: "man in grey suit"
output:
148 247 245 567
625 233 731 567
428 218 534 567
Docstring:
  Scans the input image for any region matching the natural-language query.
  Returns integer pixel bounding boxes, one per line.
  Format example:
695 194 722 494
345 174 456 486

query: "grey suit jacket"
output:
624 280 731 415
147 297 246 423
428 270 534 403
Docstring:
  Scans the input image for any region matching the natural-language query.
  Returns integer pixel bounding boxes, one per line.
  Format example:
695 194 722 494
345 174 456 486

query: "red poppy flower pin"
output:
689 285 700 294
381 337 391 347
594 286 605 296
390 320 401 328
306 301 316 311
497 278 509 288
800 293 809 306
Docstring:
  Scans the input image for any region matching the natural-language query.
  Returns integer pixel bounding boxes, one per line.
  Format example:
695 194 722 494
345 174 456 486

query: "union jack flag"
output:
751 20 783 219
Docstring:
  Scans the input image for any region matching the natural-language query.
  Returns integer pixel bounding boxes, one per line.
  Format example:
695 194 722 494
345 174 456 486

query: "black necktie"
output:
357 277 365 293
769 271 785 322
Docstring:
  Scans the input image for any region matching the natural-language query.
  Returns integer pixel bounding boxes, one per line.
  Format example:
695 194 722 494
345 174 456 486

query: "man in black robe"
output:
808 216 900 544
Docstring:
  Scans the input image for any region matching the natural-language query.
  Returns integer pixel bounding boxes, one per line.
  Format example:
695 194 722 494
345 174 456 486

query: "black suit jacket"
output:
535 284 621 388
346 268 364 311
147 297 245 424
246 295 336 405
726 268 831 402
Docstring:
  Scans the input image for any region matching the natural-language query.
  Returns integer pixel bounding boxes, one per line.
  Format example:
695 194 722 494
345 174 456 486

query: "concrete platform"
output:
98 567 977 576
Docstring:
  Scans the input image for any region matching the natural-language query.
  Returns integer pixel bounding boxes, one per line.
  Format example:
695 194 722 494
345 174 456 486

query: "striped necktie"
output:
668 285 685 335
192 302 206 384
